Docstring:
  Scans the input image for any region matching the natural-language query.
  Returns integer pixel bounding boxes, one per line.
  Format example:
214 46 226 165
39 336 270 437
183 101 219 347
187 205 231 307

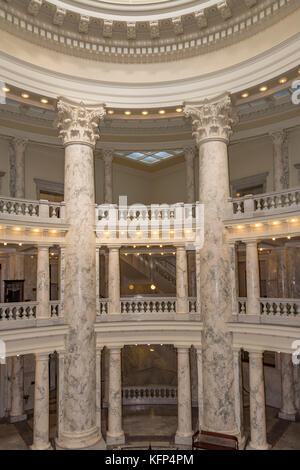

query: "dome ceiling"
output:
0 0 298 64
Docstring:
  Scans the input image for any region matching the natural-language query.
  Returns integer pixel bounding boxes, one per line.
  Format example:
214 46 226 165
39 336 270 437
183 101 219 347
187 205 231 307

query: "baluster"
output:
282 303 288 317
24 204 29 215
269 303 274 315
16 203 22 215
32 205 37 216
291 192 297 207
270 196 276 209
2 202 8 214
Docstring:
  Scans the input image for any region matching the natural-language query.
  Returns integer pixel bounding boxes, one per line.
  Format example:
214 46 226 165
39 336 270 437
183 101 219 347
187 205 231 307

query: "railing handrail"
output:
230 186 300 202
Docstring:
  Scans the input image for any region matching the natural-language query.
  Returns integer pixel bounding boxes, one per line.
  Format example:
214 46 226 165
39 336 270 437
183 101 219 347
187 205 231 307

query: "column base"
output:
9 413 27 423
237 434 246 450
55 426 101 450
31 442 52 451
174 432 193 446
278 411 298 422
246 441 270 450
106 431 125 446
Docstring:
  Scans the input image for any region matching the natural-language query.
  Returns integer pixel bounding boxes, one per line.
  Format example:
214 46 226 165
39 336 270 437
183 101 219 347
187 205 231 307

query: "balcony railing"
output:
236 297 300 324
122 386 177 405
121 297 177 314
228 188 300 218
0 196 65 220
0 302 37 322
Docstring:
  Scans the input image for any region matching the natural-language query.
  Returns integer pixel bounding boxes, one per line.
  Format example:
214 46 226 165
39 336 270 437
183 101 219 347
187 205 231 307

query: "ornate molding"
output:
184 93 238 145
55 99 106 147
0 0 297 64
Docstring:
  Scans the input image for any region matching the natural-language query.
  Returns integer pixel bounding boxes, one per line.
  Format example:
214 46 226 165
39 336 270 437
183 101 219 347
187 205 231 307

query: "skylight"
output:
115 149 182 165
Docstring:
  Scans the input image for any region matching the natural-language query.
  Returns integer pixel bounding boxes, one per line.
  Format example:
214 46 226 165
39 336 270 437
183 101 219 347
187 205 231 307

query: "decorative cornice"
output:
0 0 297 64
55 98 106 147
184 93 238 145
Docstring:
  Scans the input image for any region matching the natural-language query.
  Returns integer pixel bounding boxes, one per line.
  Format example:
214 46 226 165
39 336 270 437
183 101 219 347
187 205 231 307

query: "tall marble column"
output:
270 130 289 191
233 348 245 448
176 245 188 314
108 246 120 314
106 347 125 446
195 346 203 430
96 247 100 315
248 350 269 450
36 245 50 319
229 242 239 315
31 353 51 450
55 98 105 449
59 246 65 317
184 93 237 435
103 149 114 204
279 353 297 421
175 346 193 445
96 348 103 435
9 355 27 423
245 241 260 315
11 138 28 199
184 147 195 204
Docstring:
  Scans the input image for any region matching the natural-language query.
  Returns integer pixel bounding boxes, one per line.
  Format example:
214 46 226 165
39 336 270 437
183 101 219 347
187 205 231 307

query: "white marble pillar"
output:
107 347 125 446
108 246 120 315
233 348 245 448
31 353 51 450
229 242 239 315
55 98 105 449
279 353 297 421
15 253 24 280
96 348 103 435
245 241 260 315
9 355 27 423
195 248 201 316
175 346 193 445
103 149 114 204
59 246 65 317
56 351 64 442
248 350 269 450
36 245 50 319
270 130 289 191
176 245 188 314
184 94 237 435
96 247 100 316
195 346 203 430
11 138 27 199
184 147 195 204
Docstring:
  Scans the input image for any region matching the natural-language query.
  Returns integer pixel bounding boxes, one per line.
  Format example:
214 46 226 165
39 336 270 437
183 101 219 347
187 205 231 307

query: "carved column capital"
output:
183 146 195 162
102 148 114 164
55 98 106 148
12 138 28 154
184 93 238 146
269 129 286 147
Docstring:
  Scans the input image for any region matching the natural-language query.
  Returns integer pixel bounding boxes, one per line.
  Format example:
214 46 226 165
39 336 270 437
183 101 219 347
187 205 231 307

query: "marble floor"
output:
0 405 299 450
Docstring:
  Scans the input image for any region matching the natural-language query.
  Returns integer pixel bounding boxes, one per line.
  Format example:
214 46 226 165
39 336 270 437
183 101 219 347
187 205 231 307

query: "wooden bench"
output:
192 430 239 450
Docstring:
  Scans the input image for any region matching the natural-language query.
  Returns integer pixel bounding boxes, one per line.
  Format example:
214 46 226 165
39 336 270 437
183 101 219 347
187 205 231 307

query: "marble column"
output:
58 246 65 317
108 246 120 314
15 253 24 280
176 245 188 314
96 348 103 435
11 138 28 199
279 353 297 421
56 351 65 442
175 346 193 445
106 347 125 446
195 248 201 316
9 355 27 423
31 353 51 450
103 149 114 204
233 348 245 448
229 242 239 315
96 247 100 316
184 93 237 435
195 346 203 431
270 130 289 191
55 98 105 449
184 147 195 204
36 245 50 319
248 350 269 450
245 241 260 315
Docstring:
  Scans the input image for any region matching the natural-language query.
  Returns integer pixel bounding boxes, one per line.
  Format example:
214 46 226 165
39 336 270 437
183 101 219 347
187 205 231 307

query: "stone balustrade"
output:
122 385 178 406
229 188 300 218
121 297 177 314
50 301 62 318
236 297 300 325
0 302 37 322
0 196 65 220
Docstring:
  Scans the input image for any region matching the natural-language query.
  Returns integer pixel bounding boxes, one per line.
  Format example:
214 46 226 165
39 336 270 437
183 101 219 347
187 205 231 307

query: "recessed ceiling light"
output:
176 107 183 113
142 110 149 115
21 93 30 99
279 77 288 84
107 110 114 115
158 110 166 115
41 98 48 104
241 93 249 99
259 86 268 92
2 87 10 93
124 110 131 116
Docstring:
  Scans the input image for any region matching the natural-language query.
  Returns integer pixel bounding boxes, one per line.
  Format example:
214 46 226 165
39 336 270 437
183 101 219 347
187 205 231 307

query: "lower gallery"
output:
0 0 300 452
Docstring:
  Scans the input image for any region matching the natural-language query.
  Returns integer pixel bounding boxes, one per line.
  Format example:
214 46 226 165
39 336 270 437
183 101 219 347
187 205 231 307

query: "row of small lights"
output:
240 70 300 99
1 86 49 104
234 218 298 229
0 226 59 233
107 107 183 116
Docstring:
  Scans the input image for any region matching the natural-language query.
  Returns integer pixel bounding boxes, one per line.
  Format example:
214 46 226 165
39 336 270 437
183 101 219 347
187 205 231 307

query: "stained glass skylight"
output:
115 149 182 165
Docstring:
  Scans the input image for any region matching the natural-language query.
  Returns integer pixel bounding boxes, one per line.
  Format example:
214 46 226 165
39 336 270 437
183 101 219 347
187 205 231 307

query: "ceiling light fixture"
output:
21 93 30 99
158 110 166 115
41 98 48 104
241 93 249 99
176 108 183 113
279 77 288 84
142 110 149 116
124 110 131 116
2 87 10 93
107 110 114 115
259 86 268 93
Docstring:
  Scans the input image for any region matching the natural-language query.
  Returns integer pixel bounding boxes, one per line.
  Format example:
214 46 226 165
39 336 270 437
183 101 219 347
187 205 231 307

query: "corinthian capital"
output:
12 138 28 154
55 98 106 147
184 93 238 146
269 130 286 148
102 148 114 164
